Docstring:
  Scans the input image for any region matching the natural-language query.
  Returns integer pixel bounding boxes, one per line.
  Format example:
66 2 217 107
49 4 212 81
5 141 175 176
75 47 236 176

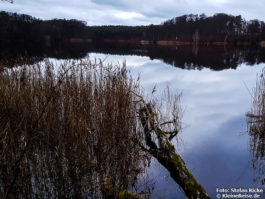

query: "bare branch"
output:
139 101 210 199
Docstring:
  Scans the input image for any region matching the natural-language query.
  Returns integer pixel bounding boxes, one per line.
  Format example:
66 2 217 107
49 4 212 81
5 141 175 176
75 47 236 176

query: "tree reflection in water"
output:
246 68 265 186
2 42 265 70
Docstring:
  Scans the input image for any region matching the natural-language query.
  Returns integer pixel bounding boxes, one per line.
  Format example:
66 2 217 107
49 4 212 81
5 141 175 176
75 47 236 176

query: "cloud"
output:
1 0 265 25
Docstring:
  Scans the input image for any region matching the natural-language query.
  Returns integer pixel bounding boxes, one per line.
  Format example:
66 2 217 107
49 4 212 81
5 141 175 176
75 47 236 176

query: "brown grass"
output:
0 59 151 198
259 41 265 47
246 68 265 185
140 40 151 45
156 40 177 46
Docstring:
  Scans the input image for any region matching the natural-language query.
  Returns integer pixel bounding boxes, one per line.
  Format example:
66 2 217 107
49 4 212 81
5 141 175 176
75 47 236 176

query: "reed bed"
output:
0 59 151 198
246 68 265 185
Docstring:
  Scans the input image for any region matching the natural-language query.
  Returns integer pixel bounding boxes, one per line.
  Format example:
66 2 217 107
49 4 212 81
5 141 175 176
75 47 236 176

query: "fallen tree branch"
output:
139 104 210 199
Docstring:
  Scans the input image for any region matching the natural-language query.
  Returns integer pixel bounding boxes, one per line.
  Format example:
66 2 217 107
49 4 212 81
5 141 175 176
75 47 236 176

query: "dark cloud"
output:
1 0 265 25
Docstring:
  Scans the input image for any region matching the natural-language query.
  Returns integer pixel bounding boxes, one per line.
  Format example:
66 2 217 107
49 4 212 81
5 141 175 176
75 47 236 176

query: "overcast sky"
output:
1 0 265 25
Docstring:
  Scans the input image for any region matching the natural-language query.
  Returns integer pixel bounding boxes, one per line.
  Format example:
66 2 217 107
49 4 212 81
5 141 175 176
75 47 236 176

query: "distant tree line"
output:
90 14 265 44
1 11 265 45
161 14 265 43
0 11 88 45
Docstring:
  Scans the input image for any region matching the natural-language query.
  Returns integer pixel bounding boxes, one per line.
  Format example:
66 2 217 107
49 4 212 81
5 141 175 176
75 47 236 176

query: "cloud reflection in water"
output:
89 53 264 198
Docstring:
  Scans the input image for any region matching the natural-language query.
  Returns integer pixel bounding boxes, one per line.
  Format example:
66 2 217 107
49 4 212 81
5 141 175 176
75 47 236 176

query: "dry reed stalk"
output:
0 59 151 198
246 68 265 186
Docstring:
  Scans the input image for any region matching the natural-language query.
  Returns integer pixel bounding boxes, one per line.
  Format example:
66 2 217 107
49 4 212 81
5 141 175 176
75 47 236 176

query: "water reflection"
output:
247 69 265 186
2 42 265 70
102 57 265 198
0 42 90 68
1 43 265 198
0 62 151 198
100 44 265 71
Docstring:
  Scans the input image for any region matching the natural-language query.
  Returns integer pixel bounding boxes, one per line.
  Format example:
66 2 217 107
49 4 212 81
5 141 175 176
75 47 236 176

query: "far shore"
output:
67 38 265 47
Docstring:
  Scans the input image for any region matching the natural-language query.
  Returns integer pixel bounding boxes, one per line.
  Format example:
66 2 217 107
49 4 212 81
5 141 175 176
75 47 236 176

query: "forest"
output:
1 11 265 46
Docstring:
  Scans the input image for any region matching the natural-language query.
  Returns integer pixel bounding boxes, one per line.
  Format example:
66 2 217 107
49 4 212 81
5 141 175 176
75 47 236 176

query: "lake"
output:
1 44 264 198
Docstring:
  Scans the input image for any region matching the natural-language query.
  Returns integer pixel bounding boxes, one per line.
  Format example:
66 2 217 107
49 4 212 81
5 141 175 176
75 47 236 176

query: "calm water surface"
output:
89 52 264 198
1 44 264 198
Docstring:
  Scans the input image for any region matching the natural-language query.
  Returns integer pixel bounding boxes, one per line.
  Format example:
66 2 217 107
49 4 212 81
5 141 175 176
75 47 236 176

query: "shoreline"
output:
66 38 265 47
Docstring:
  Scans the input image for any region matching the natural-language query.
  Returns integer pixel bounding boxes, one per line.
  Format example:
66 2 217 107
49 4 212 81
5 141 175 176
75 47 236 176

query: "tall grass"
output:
0 59 151 198
246 68 265 185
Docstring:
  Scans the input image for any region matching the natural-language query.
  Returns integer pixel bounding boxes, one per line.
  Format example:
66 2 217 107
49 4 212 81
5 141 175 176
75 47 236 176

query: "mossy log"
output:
149 148 210 199
139 105 210 199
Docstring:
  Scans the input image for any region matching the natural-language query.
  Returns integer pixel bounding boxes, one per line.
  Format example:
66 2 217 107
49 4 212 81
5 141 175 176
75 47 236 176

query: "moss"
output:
170 153 185 169
169 153 210 199
156 128 164 137
166 141 175 152
116 190 138 199
184 178 210 199
104 184 139 199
